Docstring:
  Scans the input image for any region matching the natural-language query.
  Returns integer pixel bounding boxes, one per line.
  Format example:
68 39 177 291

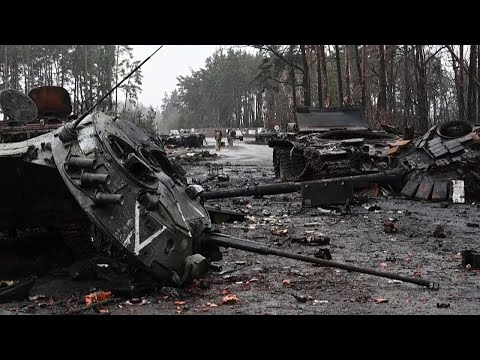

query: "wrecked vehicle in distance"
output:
267 105 480 204
270 105 398 181
161 128 205 148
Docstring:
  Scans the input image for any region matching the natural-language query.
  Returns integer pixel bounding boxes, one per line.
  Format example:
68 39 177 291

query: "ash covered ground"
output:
1 138 480 315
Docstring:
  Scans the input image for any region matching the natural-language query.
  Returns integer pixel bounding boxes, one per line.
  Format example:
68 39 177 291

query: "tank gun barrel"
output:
200 167 406 200
205 232 439 289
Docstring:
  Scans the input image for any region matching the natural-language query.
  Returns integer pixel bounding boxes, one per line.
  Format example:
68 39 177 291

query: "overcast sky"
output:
130 45 221 109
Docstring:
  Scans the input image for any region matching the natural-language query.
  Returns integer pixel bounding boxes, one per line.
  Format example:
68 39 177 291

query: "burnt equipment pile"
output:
270 106 398 181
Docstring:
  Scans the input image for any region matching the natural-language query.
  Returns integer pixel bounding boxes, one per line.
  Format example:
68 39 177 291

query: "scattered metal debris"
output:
383 219 398 233
314 249 332 260
461 250 480 269
433 225 446 238
0 276 36 303
436 303 450 308
205 206 246 224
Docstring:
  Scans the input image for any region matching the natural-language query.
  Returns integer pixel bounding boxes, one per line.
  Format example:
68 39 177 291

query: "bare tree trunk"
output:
2 47 7 119
84 45 89 110
478 45 480 122
289 45 297 120
354 45 366 110
444 92 450 122
344 45 352 104
315 45 323 107
449 47 462 121
74 75 77 114
404 45 411 127
300 45 311 106
387 45 396 121
468 44 478 122
334 45 343 105
475 45 480 122
414 45 429 131
319 45 330 107
363 45 371 124
115 45 119 114
459 45 465 121
4 46 8 90
377 45 388 124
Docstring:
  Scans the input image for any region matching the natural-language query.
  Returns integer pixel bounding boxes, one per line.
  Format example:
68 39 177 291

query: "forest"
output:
1 45 479 135
0 45 158 134
162 45 480 133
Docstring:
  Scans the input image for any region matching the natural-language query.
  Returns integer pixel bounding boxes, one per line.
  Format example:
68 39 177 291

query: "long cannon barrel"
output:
200 168 406 200
205 232 439 290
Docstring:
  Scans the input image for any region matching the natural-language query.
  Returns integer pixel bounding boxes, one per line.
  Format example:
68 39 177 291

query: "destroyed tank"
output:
161 129 205 148
270 105 400 182
394 120 480 203
0 47 441 290
0 91 439 289
0 86 73 143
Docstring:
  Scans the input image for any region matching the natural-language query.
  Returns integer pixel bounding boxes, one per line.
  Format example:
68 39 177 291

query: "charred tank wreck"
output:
268 106 480 203
0 93 438 290
0 48 444 292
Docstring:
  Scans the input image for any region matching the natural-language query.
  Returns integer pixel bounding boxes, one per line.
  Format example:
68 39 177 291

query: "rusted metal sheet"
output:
415 181 434 200
431 181 449 201
28 86 72 120
400 180 420 198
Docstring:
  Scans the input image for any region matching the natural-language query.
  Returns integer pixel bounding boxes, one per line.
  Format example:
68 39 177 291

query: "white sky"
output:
131 45 222 109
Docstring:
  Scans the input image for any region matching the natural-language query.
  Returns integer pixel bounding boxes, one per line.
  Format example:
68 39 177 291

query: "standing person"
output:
215 128 223 151
229 129 236 147
226 128 232 147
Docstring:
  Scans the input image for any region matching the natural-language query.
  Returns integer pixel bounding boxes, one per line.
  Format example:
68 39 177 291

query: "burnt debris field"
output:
1 140 479 315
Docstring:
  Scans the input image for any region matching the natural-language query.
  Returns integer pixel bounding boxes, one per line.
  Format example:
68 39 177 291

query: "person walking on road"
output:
215 128 223 151
228 129 236 147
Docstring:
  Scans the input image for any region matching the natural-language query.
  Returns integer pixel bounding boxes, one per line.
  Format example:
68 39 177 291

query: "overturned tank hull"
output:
0 111 214 284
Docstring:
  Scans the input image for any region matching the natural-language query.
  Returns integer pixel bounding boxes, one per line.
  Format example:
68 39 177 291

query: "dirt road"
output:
204 137 272 164
2 141 480 315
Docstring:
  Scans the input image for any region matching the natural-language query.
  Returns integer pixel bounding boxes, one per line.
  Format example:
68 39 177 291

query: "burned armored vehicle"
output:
395 120 480 203
161 129 205 148
0 86 74 143
270 105 399 181
258 104 480 205
0 91 438 289
0 46 442 291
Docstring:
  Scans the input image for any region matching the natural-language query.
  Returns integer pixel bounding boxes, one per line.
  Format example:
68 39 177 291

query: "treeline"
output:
0 45 143 115
161 48 264 131
162 45 480 133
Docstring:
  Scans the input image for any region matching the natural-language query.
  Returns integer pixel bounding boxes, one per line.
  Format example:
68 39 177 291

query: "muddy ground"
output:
1 138 480 315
